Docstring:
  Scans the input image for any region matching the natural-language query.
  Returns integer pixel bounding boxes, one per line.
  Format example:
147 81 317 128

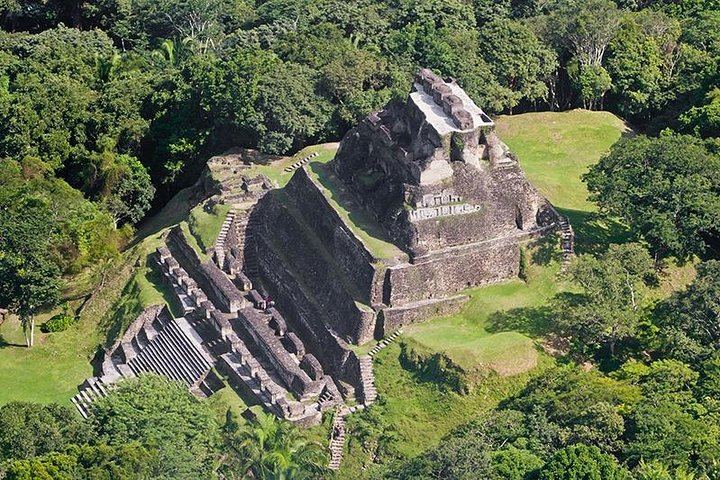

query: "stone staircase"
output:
243 215 260 278
328 407 348 471
558 217 575 264
126 316 214 387
368 329 402 358
284 151 318 173
359 356 377 404
214 211 236 270
71 377 111 419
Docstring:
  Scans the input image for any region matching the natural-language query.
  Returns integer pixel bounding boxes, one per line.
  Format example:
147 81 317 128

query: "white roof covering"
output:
409 81 494 136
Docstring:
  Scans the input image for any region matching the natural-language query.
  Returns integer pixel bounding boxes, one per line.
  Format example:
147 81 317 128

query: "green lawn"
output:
188 202 231 253
306 160 406 261
241 143 338 188
404 253 567 376
496 109 629 212
0 312 98 406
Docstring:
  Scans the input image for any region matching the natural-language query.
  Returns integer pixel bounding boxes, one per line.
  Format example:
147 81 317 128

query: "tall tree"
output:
538 444 632 480
225 412 328 480
585 134 720 261
554 243 655 359
0 195 62 347
654 260 720 361
91 374 220 480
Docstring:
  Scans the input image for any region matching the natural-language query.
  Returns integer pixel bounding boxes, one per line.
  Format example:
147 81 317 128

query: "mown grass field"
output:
496 109 629 212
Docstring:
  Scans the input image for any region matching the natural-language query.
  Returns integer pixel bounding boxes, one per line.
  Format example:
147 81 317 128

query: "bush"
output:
399 340 470 394
40 313 76 333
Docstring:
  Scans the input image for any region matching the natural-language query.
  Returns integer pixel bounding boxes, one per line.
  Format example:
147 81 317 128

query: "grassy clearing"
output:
188 203 231 252
404 253 567 374
306 160 406 261
0 311 98 406
496 109 629 212
241 143 337 188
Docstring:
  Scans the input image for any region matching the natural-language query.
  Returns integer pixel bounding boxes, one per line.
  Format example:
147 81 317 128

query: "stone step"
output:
152 331 200 383
160 323 207 377
140 338 186 384
164 319 213 373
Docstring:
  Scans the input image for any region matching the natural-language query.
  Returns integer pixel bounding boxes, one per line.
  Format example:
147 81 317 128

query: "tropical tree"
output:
585 134 720 261
91 374 220 480
225 412 328 480
0 195 62 347
538 444 632 480
654 260 720 361
554 243 655 359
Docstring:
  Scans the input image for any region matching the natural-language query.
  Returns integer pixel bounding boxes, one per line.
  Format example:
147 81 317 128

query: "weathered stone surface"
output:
282 332 305 357
379 295 468 334
332 68 557 259
234 306 323 399
284 169 387 304
385 240 519 305
252 192 376 344
300 354 324 381
250 223 363 387
166 227 245 312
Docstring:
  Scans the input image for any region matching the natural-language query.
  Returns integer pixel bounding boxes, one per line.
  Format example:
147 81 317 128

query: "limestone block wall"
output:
166 227 245 312
379 295 468 335
251 227 362 389
385 240 519 305
253 193 376 344
235 307 323 399
284 169 384 305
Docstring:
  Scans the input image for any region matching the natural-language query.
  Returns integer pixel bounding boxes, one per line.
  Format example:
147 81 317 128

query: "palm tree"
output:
225 412 329 480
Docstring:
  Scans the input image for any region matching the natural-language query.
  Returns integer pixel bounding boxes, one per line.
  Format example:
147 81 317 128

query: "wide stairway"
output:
126 316 214 386
71 377 112 419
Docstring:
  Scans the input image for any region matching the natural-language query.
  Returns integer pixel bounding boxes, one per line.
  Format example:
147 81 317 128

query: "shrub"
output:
40 313 76 333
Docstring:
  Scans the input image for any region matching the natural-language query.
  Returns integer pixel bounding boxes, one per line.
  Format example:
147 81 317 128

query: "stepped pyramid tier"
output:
333 68 558 259
75 69 563 430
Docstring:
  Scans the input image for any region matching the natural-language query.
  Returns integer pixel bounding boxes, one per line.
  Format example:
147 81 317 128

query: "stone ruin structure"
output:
73 69 562 433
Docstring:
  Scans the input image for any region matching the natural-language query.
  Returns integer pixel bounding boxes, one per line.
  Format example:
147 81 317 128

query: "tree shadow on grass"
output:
486 305 557 338
0 333 24 348
556 207 633 256
531 232 563 266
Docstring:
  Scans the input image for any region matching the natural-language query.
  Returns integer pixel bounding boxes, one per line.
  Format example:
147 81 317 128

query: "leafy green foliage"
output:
0 402 90 462
39 313 75 333
585 134 720 260
539 444 632 480
654 260 720 361
1 442 156 480
554 243 656 361
224 412 328 480
90 374 220 480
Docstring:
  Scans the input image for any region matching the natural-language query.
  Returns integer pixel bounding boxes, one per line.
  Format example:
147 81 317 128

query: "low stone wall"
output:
166 227 245 312
105 305 166 378
253 193 376 344
379 294 468 334
285 168 384 305
386 240 519 305
236 307 323 399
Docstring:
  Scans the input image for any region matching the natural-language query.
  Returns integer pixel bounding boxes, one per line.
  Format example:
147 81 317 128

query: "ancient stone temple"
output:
72 69 561 435
334 68 557 260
